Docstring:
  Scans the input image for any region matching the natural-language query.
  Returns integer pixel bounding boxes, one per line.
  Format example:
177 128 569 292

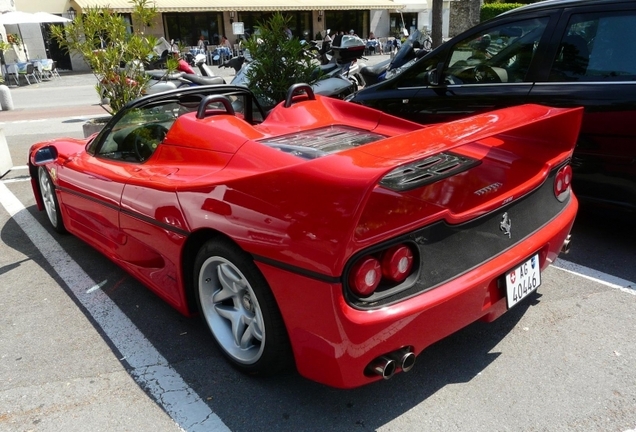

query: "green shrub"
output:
481 3 525 22
242 13 318 110
51 0 164 114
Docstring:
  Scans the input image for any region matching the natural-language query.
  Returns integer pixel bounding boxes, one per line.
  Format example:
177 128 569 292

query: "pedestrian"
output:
332 30 344 47
284 26 293 40
367 31 382 54
322 30 332 50
221 35 232 50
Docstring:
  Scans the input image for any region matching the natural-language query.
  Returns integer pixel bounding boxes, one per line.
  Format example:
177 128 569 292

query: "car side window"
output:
97 103 181 163
549 11 636 82
443 17 550 85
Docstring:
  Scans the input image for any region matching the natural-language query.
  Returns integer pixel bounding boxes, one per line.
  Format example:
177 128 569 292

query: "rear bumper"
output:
258 196 578 389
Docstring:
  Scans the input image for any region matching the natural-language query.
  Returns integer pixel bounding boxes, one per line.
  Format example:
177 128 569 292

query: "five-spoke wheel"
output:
38 166 66 233
194 239 292 374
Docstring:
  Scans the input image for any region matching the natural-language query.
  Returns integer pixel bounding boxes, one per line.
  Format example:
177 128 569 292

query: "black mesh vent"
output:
259 126 385 159
379 152 481 191
344 164 570 310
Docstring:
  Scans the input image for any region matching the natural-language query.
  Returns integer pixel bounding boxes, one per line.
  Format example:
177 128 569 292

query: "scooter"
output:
144 56 225 95
359 30 432 86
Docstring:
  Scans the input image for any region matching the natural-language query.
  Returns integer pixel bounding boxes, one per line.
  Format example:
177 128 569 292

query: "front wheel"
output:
38 167 66 233
194 239 292 375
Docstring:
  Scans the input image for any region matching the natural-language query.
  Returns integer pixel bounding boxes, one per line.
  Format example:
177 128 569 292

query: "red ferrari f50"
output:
29 84 581 388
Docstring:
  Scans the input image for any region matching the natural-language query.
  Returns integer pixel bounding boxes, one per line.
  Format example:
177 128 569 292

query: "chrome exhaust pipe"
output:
388 347 416 372
367 356 397 380
561 234 572 254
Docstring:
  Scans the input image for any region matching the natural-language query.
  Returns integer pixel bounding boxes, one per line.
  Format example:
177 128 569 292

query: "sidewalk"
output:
1 53 392 122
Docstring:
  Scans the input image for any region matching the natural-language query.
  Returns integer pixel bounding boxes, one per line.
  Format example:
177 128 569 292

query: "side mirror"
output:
427 61 446 86
33 146 58 166
426 69 439 86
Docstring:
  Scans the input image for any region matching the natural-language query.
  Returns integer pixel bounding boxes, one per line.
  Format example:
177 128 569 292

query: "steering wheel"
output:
131 124 168 162
473 64 502 83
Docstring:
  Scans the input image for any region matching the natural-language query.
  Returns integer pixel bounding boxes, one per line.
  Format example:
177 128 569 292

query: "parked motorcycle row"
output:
133 32 431 106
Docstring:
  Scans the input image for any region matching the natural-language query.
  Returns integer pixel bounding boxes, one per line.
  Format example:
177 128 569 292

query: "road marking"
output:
554 259 636 295
1 177 31 184
0 182 230 432
0 116 104 126
86 279 108 293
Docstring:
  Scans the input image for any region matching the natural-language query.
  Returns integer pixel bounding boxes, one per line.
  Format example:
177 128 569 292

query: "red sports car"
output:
28 84 581 389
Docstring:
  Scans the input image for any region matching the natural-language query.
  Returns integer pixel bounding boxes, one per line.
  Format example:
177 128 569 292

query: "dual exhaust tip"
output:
366 347 416 380
561 234 572 254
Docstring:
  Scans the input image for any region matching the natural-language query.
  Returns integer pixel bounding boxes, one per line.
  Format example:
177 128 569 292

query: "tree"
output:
431 0 444 49
50 0 167 114
241 13 318 110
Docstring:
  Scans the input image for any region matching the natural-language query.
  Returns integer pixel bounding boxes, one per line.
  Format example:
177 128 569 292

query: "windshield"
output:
390 30 421 70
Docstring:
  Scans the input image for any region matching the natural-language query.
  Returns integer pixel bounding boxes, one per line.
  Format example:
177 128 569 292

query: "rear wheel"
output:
194 239 292 375
38 167 66 233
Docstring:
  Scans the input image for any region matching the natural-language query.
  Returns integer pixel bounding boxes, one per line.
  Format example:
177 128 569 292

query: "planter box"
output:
83 116 111 138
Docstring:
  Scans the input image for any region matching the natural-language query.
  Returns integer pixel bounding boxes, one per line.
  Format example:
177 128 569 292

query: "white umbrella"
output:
0 11 41 25
0 11 70 61
33 12 71 23
0 11 70 24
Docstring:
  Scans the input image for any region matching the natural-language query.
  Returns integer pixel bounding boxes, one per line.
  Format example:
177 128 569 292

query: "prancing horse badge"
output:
500 212 511 238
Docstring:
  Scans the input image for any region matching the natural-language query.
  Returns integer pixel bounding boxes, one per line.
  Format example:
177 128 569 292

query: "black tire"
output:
38 166 66 234
194 238 293 375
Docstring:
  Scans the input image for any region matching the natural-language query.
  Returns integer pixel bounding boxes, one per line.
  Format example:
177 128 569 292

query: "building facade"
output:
8 0 453 72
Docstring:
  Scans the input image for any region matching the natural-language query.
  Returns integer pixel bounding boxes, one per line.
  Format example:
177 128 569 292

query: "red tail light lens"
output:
349 257 382 297
381 245 414 282
554 165 573 201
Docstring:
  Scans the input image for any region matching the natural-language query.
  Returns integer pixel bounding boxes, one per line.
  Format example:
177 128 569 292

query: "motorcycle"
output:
145 59 225 95
359 30 432 87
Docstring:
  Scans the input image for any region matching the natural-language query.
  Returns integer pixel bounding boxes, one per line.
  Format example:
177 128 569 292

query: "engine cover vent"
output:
380 152 481 191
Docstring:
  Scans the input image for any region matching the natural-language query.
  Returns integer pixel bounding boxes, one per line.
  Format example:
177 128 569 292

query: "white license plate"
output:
505 254 541 309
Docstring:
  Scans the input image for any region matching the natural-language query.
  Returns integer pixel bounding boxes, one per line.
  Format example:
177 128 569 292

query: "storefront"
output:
13 0 421 71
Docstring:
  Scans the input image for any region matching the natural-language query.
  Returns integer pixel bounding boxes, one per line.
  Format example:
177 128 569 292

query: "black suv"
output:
351 0 636 212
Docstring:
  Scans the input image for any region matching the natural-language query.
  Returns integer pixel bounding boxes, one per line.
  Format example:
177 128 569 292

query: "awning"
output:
72 0 404 12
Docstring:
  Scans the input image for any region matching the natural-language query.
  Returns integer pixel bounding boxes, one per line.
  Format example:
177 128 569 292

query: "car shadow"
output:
566 206 636 283
1 204 535 432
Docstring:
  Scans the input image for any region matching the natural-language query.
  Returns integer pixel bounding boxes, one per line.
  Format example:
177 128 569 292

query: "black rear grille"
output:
344 165 570 310
379 152 481 191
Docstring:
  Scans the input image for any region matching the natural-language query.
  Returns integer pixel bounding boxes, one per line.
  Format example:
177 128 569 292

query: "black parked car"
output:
351 0 636 212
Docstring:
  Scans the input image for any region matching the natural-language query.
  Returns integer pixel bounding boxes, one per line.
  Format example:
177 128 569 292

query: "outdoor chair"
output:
50 61 61 79
18 63 39 85
5 64 20 86
33 61 46 81
37 60 55 80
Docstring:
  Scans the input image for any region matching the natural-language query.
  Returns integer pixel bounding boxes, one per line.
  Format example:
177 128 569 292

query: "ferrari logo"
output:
500 212 511 238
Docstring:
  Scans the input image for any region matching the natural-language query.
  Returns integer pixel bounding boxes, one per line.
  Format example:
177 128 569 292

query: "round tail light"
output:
381 245 414 282
554 164 573 201
349 257 381 297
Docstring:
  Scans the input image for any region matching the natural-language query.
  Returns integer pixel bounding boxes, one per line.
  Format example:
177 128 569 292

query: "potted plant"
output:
241 13 319 110
50 0 170 136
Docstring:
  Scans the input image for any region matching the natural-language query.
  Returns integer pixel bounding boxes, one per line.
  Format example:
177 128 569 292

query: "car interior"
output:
92 91 265 163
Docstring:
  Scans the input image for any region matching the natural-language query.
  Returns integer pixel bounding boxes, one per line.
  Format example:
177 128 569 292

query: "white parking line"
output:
0 183 230 432
554 259 636 295
1 177 31 184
